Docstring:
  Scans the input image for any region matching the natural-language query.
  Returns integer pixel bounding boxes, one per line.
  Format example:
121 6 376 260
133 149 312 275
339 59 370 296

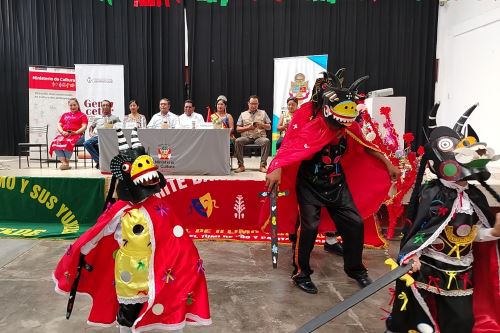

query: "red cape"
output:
53 195 211 331
261 101 390 247
472 241 500 332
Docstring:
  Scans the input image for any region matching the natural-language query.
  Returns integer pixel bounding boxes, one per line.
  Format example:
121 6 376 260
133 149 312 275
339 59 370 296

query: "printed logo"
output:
289 72 310 103
157 145 172 160
191 193 219 218
154 144 175 171
86 76 113 84
233 194 246 219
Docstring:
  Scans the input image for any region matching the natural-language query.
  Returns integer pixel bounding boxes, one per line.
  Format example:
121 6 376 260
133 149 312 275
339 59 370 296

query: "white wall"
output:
435 0 500 149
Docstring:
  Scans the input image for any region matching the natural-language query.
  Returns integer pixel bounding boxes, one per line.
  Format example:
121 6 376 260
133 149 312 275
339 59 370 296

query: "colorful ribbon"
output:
163 268 175 283
413 232 425 244
398 292 408 311
428 275 441 293
197 259 205 274
446 271 458 290
459 272 471 290
388 287 396 306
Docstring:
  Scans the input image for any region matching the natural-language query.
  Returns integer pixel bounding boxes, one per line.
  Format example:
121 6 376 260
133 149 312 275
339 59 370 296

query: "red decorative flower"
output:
417 146 425 156
407 152 416 163
437 206 449 217
403 132 415 143
362 112 371 122
379 106 391 116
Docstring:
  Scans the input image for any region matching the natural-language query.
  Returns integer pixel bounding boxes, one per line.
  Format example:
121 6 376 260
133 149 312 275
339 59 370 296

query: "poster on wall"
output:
28 66 76 149
272 55 328 154
75 64 125 129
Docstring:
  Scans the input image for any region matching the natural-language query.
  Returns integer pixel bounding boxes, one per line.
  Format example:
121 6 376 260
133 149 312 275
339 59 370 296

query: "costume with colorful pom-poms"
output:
53 128 211 332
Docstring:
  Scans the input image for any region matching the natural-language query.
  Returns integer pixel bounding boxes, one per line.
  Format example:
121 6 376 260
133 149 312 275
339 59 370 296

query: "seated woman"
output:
49 98 88 170
276 96 298 150
211 95 235 150
211 95 234 132
123 99 147 129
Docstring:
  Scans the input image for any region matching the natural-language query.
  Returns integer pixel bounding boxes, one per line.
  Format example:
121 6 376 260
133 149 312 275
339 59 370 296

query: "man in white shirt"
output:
178 100 205 128
83 99 121 169
147 98 179 129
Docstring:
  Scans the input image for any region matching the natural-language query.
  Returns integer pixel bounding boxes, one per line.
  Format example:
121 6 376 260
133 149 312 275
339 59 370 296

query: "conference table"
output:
98 128 231 175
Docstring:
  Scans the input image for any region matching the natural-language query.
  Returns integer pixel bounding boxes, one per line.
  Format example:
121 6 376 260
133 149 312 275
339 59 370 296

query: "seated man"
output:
234 95 271 173
147 98 179 129
83 99 121 169
178 99 205 128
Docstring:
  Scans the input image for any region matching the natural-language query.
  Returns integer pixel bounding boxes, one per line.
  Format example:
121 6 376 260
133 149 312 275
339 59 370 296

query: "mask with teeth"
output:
311 71 369 128
110 128 166 203
425 103 499 181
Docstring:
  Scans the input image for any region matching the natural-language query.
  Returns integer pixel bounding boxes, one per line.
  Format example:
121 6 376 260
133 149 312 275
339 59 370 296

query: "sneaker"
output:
95 163 100 169
60 164 71 170
234 165 245 173
259 166 267 173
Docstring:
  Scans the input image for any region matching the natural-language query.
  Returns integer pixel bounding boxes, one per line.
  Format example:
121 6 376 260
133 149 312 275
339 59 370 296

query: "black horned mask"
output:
425 103 499 181
311 70 368 128
110 128 166 203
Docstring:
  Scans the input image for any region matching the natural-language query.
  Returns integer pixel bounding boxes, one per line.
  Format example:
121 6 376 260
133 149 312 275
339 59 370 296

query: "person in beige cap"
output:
235 95 271 173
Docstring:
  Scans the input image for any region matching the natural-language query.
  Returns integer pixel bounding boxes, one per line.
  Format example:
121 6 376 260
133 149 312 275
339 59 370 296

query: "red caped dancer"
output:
53 128 211 333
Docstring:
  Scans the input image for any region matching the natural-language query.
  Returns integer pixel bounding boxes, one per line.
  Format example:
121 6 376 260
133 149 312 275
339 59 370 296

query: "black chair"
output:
230 142 262 169
18 125 49 168
243 144 262 157
73 142 93 168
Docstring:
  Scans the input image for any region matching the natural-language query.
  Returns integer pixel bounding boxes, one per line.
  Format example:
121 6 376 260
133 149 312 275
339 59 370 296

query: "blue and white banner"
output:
272 55 328 154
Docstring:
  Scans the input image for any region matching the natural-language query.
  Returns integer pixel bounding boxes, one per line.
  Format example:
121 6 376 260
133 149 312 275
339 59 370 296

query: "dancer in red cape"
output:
264 71 400 294
53 128 211 333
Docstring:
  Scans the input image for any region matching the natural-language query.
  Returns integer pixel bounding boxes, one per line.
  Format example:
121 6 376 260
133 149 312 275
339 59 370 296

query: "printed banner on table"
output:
75 64 125 128
28 66 76 149
0 176 104 239
272 55 328 154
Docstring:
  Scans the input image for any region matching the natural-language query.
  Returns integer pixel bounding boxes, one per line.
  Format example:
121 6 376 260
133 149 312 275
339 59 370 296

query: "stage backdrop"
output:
28 66 76 150
0 176 104 239
272 55 327 154
75 64 125 129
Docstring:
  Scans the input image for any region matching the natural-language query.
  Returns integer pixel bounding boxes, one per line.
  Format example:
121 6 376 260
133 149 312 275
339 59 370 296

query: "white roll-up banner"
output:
272 55 328 154
75 64 125 131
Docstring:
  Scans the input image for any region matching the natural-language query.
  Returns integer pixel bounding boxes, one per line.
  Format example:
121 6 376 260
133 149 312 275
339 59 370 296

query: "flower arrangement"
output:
360 106 423 239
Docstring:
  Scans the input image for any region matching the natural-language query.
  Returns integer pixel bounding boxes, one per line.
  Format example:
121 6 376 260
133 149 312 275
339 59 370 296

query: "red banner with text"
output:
156 178 386 248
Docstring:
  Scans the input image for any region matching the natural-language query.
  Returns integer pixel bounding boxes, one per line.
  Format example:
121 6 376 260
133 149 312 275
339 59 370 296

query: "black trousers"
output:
292 184 366 280
117 303 145 327
414 291 473 333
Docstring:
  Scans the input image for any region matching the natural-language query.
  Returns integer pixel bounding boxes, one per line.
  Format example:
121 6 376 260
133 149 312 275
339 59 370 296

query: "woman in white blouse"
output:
123 100 147 129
